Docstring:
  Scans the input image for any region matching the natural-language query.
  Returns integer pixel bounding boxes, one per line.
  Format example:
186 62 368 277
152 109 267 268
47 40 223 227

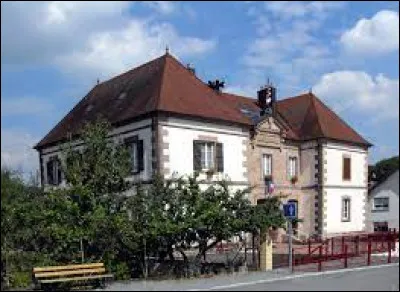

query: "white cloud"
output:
241 1 347 96
313 71 399 121
340 10 399 55
1 128 39 178
142 1 177 15
1 1 216 79
264 1 345 20
242 19 336 96
1 1 130 66
56 20 216 80
1 97 54 117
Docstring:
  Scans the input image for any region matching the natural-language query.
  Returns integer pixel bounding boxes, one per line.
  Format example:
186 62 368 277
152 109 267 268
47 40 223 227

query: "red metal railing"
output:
292 229 398 272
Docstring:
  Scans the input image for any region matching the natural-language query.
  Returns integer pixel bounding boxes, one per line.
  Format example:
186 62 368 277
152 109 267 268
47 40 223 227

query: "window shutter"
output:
348 158 351 180
216 143 224 173
343 157 351 180
193 141 201 171
287 157 291 179
343 158 346 180
47 160 53 185
261 155 264 179
137 140 144 172
56 159 62 185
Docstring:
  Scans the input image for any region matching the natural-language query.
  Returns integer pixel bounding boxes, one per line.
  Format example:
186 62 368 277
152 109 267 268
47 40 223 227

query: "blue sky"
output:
1 1 399 177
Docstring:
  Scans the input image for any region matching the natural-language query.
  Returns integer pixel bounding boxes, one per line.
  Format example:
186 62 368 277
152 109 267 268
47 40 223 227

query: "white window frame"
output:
200 142 216 170
341 197 351 222
130 142 139 174
373 197 389 212
262 154 272 177
288 156 298 178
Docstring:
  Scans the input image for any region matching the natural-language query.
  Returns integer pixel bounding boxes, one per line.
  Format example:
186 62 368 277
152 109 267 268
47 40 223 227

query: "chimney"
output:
208 79 225 92
257 84 276 116
186 63 196 75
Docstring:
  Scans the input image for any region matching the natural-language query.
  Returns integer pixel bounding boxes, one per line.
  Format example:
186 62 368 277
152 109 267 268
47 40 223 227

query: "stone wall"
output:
247 117 318 240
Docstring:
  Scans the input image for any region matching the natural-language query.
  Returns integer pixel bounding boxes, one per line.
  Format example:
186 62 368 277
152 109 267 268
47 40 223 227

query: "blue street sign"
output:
283 202 297 219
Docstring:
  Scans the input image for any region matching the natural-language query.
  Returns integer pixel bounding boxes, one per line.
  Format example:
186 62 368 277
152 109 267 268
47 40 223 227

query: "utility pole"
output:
144 201 148 280
144 236 148 279
288 219 293 273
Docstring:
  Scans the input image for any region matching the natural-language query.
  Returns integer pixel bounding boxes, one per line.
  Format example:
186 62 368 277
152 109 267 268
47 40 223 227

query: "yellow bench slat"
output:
33 263 104 273
38 274 114 284
35 268 106 278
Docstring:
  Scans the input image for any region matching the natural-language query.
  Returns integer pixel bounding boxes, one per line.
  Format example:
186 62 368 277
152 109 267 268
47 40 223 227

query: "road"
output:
103 264 399 291
213 265 399 291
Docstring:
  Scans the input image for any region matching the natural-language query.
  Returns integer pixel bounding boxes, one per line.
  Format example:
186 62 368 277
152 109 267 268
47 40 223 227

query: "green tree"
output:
123 174 285 277
370 155 399 184
61 118 134 271
63 118 131 194
1 169 67 288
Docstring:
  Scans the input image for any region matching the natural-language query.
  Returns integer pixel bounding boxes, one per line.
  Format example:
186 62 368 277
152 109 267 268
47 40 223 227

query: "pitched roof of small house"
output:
369 169 399 194
35 53 371 149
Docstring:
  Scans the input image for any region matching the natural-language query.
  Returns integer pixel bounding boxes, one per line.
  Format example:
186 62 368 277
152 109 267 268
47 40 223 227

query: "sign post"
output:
283 202 297 273
288 219 293 272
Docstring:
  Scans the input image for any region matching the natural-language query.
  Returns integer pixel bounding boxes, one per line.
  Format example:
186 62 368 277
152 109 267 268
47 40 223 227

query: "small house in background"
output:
366 170 399 232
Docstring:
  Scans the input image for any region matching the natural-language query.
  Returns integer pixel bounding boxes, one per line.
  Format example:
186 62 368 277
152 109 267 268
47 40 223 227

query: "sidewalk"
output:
99 258 399 291
100 268 293 291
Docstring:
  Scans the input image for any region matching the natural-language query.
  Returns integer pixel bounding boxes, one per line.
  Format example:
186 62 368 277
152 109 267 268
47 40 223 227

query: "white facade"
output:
38 114 371 237
40 118 153 188
366 171 399 232
321 141 368 235
159 117 249 191
299 141 318 187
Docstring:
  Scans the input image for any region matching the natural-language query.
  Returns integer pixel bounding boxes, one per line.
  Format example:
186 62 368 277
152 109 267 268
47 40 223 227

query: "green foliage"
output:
60 119 136 264
247 196 286 233
9 271 30 288
62 118 131 195
370 155 399 184
113 262 131 280
122 174 286 276
2 119 287 286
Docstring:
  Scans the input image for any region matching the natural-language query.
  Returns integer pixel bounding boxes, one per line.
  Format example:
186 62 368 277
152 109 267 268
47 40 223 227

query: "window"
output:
373 222 388 232
193 141 223 172
262 154 272 176
46 157 62 186
343 156 351 181
288 157 298 178
373 197 389 212
341 197 351 222
201 142 215 170
125 136 144 174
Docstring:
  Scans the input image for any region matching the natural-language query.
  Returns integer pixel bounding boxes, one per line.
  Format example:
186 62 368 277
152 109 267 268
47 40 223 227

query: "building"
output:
366 170 399 232
34 52 372 238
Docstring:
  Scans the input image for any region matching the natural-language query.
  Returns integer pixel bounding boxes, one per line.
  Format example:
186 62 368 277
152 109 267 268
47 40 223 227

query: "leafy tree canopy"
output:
369 155 399 184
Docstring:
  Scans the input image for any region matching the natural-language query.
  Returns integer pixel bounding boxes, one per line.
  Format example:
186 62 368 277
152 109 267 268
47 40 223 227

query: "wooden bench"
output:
32 263 113 290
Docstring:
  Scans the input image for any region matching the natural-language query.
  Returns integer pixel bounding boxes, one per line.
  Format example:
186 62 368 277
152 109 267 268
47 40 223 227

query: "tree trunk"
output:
192 239 222 276
176 247 189 277
168 246 175 261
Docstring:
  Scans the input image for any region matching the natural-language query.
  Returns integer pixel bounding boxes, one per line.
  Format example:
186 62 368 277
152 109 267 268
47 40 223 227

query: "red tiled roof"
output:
276 93 371 146
35 53 371 149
